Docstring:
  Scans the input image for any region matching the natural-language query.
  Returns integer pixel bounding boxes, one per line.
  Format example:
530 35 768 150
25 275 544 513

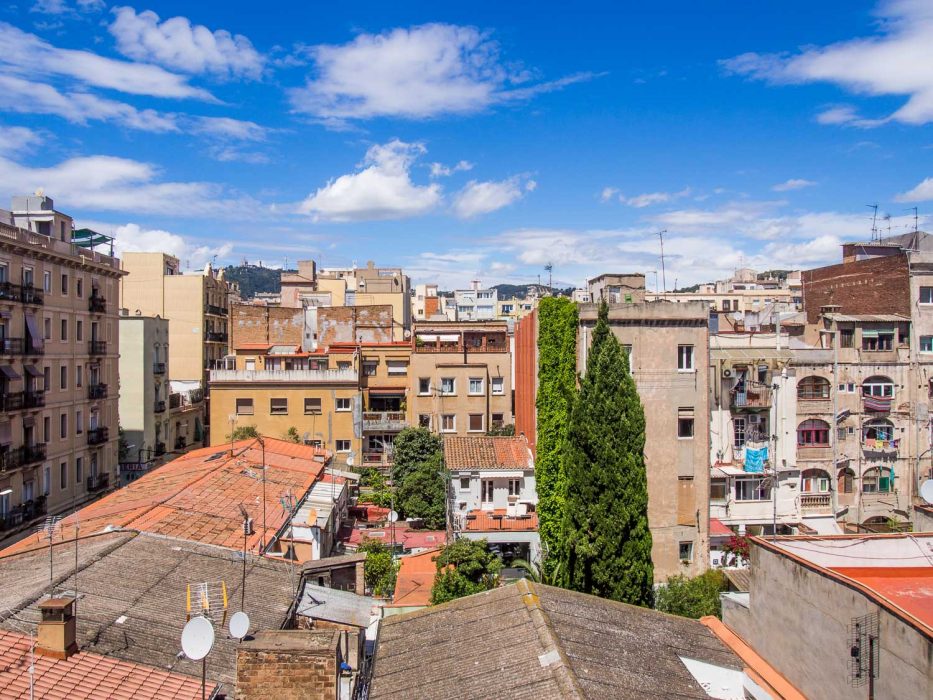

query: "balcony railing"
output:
153 400 166 413
23 391 45 409
88 340 107 356
88 295 106 313
205 331 228 343
88 384 108 400
413 342 508 354
205 304 226 316
87 427 109 445
800 493 831 512
210 368 358 383
0 392 23 412
0 338 43 356
86 473 109 492
154 442 166 456
362 451 394 466
169 393 181 409
730 383 772 410
0 282 44 305
153 362 166 375
0 444 48 471
362 411 408 431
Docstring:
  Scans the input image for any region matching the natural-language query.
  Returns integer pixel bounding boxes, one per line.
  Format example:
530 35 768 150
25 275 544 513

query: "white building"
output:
453 281 497 321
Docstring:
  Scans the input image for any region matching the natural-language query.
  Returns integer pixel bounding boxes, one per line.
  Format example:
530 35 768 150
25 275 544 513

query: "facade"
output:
409 321 512 437
587 272 647 304
648 268 797 314
0 195 122 527
452 282 497 321
578 295 711 581
495 296 537 324
412 283 441 320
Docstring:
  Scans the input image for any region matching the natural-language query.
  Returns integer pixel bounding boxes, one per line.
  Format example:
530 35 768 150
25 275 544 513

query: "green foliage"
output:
228 425 259 441
510 558 561 585
655 570 728 619
723 535 750 565
358 487 393 509
359 468 387 490
486 423 516 436
535 296 578 577
284 427 300 443
358 538 399 597
222 264 285 300
558 301 654 606
430 538 502 605
391 427 443 483
396 453 447 530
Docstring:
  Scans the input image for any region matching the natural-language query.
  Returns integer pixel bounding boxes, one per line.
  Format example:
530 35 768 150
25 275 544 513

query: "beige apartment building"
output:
577 297 711 581
409 321 512 437
0 194 122 527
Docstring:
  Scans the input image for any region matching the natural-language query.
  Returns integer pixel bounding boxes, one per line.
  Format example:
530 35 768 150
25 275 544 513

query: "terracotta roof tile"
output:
389 549 443 608
463 509 539 532
443 436 533 471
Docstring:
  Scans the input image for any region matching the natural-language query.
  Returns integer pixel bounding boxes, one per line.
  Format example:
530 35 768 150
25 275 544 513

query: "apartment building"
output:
409 321 512 437
587 272 647 304
412 283 440 321
453 282 497 321
0 193 122 526
648 268 797 315
118 314 204 484
495 297 537 324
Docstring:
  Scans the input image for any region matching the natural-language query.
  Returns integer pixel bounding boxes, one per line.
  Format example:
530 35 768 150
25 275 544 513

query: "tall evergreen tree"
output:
558 301 653 605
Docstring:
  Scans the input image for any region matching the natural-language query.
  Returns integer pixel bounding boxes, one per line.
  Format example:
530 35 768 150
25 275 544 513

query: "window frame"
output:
797 419 830 447
491 377 504 395
269 398 288 415
468 377 484 395
440 377 455 395
418 377 431 395
235 398 254 416
677 344 695 372
335 397 352 412
468 413 484 432
304 397 322 415
440 414 456 432
335 439 351 452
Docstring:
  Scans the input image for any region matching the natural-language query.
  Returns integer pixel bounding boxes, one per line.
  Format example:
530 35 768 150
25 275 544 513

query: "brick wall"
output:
318 305 393 345
513 309 538 454
236 630 341 700
231 304 304 348
802 254 909 323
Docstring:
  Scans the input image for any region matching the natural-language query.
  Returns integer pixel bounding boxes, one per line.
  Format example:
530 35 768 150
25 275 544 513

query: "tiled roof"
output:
463 509 538 532
710 518 734 537
1 438 330 557
0 629 210 700
345 525 446 552
389 549 442 608
443 436 533 471
371 580 746 699
0 531 297 697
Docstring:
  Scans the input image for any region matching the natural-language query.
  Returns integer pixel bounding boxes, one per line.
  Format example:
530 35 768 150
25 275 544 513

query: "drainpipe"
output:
831 330 839 517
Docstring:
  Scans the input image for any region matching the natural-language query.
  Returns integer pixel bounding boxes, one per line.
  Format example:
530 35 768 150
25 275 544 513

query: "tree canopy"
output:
430 539 502 605
655 570 728 619
397 452 447 530
358 538 398 598
228 425 259 441
391 427 443 483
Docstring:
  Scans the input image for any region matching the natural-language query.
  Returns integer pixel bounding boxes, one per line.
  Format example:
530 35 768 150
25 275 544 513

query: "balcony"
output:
0 282 44 305
88 384 108 400
730 383 772 410
205 331 228 343
0 444 46 470
154 441 166 456
362 451 393 467
797 445 832 461
153 400 166 413
800 493 832 513
0 392 24 412
174 436 187 451
210 368 358 383
88 340 107 356
0 338 43 356
87 427 109 445
88 295 106 313
205 304 226 316
23 390 45 409
169 393 181 409
86 473 109 492
153 362 166 375
363 411 408 432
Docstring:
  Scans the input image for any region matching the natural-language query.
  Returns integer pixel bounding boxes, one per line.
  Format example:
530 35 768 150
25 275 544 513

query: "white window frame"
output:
468 377 483 395
440 414 456 433
481 479 494 503
491 377 504 395
507 478 521 496
335 440 351 452
468 414 484 433
459 477 470 491
386 361 408 376
921 286 933 304
440 377 455 395
921 336 933 354
678 344 695 372
336 397 352 412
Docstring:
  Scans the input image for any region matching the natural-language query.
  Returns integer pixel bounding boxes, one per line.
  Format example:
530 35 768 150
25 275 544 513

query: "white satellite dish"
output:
920 479 933 505
387 510 399 523
229 611 250 640
181 616 215 661
346 453 355 467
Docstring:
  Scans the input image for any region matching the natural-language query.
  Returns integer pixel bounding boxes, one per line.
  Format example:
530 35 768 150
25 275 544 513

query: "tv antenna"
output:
906 206 919 233
38 516 62 598
544 263 553 295
656 230 668 293
867 204 879 241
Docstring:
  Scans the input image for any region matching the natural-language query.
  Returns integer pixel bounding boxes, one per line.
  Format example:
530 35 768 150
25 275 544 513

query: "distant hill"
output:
224 264 288 299
492 283 573 300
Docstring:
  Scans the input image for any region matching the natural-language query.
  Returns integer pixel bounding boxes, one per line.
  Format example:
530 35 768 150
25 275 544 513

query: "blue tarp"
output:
744 445 768 473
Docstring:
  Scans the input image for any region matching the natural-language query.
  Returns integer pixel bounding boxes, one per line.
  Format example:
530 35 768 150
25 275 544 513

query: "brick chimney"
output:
36 597 78 659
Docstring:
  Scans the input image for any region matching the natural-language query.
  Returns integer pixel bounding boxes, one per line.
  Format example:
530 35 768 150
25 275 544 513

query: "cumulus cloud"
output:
430 160 473 177
109 7 265 80
289 23 594 123
721 1 933 125
299 140 442 221
600 186 691 207
104 223 234 268
452 176 535 218
895 177 933 202
191 116 268 141
772 178 817 192
0 21 211 100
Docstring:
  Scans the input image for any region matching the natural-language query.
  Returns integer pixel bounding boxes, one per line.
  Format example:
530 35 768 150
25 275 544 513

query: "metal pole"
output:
772 381 779 540
202 657 206 700
241 528 247 611
657 230 668 293
831 329 839 516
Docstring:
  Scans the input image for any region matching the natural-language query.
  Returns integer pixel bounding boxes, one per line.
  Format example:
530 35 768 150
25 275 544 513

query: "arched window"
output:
797 419 830 447
862 376 894 398
798 376 830 400
801 468 830 493
837 467 855 494
863 418 894 442
862 467 893 493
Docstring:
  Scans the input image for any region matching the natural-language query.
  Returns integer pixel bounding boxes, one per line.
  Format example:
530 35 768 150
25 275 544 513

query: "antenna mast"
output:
656 230 668 293
906 206 919 233
867 204 879 241
544 263 553 295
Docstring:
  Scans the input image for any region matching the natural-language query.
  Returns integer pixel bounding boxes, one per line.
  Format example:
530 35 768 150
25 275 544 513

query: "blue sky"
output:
0 0 931 289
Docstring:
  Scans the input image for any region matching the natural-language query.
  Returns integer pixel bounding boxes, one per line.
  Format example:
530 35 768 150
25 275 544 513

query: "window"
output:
722 300 731 312
459 477 470 490
363 361 377 377
76 279 83 298
862 329 893 351
418 378 431 395
418 414 431 429
304 398 322 415
797 419 830 446
43 366 50 391
76 457 83 484
798 376 831 400
60 365 67 389
44 318 51 340
60 462 67 490
440 377 455 395
921 286 933 304
735 477 771 501
336 397 352 412
336 439 351 452
42 271 51 293
840 329 854 348
469 377 483 395
60 319 67 341
677 345 694 371
60 413 67 439
270 398 288 415
76 366 82 388
862 467 893 493
733 417 746 449
76 409 82 434
387 361 407 376
440 414 455 432
60 273 68 295
44 416 50 443
864 419 894 442
43 466 50 496
678 416 694 438
481 480 494 503
468 414 484 432
801 469 830 493
491 377 504 395
76 320 83 342
679 541 694 562
921 336 933 353
710 479 727 502
622 344 633 367
235 398 254 415
862 376 894 398
491 413 504 429
838 467 855 494
337 361 351 370
508 479 521 496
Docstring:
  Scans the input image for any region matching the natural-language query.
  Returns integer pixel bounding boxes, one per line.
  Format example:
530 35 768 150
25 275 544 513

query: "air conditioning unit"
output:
722 368 733 379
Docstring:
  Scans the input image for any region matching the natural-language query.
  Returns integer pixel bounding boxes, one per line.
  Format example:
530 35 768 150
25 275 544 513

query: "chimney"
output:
37 597 78 659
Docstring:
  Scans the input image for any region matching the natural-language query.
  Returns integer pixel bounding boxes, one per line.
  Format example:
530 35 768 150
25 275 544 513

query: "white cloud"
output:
0 126 42 155
31 0 104 13
109 7 265 80
0 74 179 132
772 178 817 192
0 153 261 217
600 187 619 202
452 176 534 219
601 186 691 207
0 22 211 100
289 23 594 122
102 222 234 268
430 160 473 177
191 116 267 141
653 200 785 234
299 140 442 222
722 0 933 125
895 177 933 202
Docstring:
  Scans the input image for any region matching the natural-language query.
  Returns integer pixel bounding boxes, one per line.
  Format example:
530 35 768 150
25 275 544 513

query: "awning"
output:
477 470 526 478
0 365 20 381
438 334 460 342
417 334 438 342
23 364 43 378
24 313 43 351
368 387 406 395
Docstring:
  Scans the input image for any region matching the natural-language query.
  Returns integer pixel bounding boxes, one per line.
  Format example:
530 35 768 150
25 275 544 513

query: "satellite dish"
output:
305 507 318 526
229 611 250 640
387 510 399 523
920 479 933 505
346 453 355 467
181 616 214 661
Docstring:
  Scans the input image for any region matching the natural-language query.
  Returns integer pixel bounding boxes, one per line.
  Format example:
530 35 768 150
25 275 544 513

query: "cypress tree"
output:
558 301 653 605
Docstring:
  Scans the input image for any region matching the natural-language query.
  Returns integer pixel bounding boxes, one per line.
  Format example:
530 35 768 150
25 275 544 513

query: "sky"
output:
0 0 932 290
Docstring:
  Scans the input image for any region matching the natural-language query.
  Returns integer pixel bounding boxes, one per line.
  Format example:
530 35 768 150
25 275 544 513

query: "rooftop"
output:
344 524 446 553
0 438 331 557
444 435 534 471
296 584 380 628
388 549 441 609
372 580 752 699
0 628 210 700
